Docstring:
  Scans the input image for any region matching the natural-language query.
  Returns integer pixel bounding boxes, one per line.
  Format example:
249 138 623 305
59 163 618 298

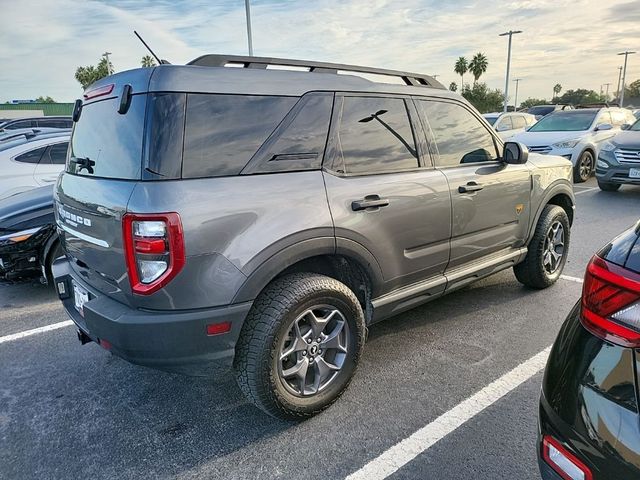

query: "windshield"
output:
630 119 640 131
527 106 555 116
484 116 498 126
527 111 596 132
67 95 146 179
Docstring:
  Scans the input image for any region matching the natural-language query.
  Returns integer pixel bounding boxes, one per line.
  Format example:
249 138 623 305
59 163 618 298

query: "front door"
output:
415 98 531 270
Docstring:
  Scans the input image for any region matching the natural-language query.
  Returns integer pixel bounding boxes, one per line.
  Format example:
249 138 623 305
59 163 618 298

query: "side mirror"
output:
503 142 529 164
622 123 631 130
595 123 613 131
72 99 82 122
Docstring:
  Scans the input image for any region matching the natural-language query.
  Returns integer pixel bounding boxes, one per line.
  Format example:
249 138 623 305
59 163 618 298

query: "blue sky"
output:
0 0 638 103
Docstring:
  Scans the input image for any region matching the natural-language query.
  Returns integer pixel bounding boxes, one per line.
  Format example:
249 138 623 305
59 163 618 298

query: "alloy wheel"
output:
579 152 593 181
543 221 565 274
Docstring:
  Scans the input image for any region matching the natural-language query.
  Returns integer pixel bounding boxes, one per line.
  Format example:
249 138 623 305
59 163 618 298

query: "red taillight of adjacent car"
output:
542 435 592 480
581 255 640 348
122 213 185 295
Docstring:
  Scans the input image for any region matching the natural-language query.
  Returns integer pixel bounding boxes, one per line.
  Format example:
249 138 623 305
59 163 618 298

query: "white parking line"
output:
574 187 599 195
0 320 74 345
345 346 552 480
560 274 584 284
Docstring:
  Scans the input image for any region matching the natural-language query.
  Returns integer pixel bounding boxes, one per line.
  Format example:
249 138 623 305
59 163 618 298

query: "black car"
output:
539 221 640 480
0 185 59 283
0 116 72 132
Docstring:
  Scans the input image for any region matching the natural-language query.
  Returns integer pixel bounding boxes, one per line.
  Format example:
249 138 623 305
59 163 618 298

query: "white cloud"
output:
0 0 638 102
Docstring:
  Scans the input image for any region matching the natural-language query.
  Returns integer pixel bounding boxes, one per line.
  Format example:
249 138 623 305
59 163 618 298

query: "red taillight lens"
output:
542 435 592 480
123 213 185 295
83 83 114 100
581 255 640 347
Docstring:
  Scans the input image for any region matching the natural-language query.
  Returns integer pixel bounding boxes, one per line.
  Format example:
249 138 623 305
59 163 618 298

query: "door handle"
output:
458 182 484 194
351 195 390 211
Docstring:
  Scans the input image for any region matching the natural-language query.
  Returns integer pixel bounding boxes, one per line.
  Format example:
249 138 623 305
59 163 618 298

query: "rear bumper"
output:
52 257 252 376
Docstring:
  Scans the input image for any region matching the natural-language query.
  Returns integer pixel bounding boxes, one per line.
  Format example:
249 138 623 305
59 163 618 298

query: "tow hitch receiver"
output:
77 329 92 345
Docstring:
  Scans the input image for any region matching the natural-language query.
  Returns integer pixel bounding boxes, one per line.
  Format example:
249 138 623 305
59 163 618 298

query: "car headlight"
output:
0 226 43 245
597 160 609 169
600 141 616 152
552 139 580 149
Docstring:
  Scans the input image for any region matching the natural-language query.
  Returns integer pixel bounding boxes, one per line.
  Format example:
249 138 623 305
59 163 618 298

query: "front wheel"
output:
514 205 570 289
234 273 366 419
597 180 621 192
573 150 594 183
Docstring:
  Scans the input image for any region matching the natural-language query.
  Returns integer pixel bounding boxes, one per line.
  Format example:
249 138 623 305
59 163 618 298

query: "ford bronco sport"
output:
53 55 575 419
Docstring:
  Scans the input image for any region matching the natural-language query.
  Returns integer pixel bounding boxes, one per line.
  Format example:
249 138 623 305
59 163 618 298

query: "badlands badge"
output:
515 203 524 215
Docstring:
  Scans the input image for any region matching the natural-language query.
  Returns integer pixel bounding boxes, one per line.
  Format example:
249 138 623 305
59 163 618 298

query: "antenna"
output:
134 31 169 65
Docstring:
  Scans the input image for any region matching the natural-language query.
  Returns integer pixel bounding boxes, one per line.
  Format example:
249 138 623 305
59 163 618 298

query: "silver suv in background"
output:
52 55 575 419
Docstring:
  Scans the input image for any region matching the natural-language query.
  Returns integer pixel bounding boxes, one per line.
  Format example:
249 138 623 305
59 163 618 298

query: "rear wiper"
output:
70 156 95 174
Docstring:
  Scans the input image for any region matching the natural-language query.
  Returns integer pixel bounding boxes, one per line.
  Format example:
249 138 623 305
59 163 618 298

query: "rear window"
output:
67 95 146 179
182 94 297 178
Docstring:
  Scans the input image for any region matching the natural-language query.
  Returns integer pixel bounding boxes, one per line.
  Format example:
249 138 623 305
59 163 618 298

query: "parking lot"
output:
1 178 638 480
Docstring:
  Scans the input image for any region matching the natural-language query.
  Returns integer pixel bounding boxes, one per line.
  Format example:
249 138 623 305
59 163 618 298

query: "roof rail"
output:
187 54 445 89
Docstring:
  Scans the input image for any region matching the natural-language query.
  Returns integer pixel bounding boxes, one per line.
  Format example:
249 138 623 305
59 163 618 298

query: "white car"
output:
511 107 637 183
483 112 537 140
0 133 69 200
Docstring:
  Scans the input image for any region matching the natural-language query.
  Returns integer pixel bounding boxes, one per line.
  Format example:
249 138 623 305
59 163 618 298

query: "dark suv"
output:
53 55 575 419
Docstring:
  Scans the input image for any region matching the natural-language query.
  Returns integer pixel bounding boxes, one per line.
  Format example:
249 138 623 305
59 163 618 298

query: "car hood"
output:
0 185 54 231
511 131 588 146
611 130 640 149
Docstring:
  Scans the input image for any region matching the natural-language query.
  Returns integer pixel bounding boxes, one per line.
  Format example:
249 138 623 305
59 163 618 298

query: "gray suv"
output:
52 55 575 419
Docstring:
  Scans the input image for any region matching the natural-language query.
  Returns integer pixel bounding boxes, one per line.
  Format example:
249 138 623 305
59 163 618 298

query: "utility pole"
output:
245 0 254 56
513 78 522 110
603 82 611 100
618 51 636 107
616 66 623 100
499 30 523 113
102 52 113 75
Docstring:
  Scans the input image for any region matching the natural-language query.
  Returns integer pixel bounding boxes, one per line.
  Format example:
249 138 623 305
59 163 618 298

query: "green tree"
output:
449 81 458 92
553 83 562 100
462 82 503 113
35 96 55 103
626 79 640 99
141 55 157 67
454 57 468 90
557 89 603 105
468 52 488 85
520 98 548 109
75 57 113 90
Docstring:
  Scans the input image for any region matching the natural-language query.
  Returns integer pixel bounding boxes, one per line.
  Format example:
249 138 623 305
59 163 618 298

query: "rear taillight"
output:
542 435 592 480
123 213 185 295
581 255 640 347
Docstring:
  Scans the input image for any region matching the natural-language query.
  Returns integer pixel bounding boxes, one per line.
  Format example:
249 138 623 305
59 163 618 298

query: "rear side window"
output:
14 146 46 163
6 120 35 130
512 115 527 129
182 94 297 178
496 117 513 130
418 100 498 167
68 95 146 179
41 142 69 164
334 96 418 174
38 119 72 129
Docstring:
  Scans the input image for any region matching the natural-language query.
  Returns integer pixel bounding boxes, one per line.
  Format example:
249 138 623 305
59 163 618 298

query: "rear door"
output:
323 94 451 293
33 141 67 185
415 98 530 271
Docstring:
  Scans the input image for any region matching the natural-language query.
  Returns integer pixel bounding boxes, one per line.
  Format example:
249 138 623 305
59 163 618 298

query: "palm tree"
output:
553 83 562 101
449 82 458 92
469 53 488 85
141 55 157 68
454 57 468 90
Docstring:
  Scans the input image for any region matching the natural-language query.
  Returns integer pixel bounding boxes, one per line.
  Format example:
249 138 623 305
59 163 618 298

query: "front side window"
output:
182 94 297 178
14 146 46 163
496 117 513 131
418 100 498 167
334 96 418 174
512 115 527 129
41 142 69 164
596 111 612 127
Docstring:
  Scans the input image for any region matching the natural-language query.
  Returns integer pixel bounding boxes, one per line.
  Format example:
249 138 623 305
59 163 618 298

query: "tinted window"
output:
183 94 297 178
528 106 555 116
528 111 597 132
6 120 35 130
335 96 418 174
512 115 527 129
418 100 498 167
41 142 69 164
38 119 72 128
144 93 186 179
484 116 498 126
14 146 46 163
68 95 146 179
246 93 333 174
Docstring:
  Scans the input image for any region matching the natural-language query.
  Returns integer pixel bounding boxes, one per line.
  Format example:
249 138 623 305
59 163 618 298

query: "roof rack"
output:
575 103 619 109
187 54 445 89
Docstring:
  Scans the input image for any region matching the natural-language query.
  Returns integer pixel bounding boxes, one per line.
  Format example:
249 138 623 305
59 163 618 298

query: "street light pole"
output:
616 66 623 100
618 51 636 107
245 0 254 56
499 30 523 113
603 83 611 100
102 52 113 75
513 78 522 110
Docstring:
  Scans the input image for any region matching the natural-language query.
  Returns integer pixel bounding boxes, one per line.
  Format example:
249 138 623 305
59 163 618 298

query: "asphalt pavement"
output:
0 178 638 480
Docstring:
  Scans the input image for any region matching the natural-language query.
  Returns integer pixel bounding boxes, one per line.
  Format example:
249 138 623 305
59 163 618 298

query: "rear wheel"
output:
597 180 621 192
514 205 570 289
44 240 63 285
573 150 594 183
234 273 366 419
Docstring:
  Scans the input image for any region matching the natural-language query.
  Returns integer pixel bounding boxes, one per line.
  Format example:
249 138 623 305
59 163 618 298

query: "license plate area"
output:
73 281 89 317
629 168 640 179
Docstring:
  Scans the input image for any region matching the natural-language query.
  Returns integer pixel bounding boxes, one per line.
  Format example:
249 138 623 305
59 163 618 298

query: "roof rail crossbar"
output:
187 54 445 89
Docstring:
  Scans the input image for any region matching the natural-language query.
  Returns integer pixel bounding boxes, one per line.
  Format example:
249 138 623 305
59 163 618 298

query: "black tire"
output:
597 180 621 192
45 240 63 285
514 205 570 289
573 150 594 183
234 273 366 420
